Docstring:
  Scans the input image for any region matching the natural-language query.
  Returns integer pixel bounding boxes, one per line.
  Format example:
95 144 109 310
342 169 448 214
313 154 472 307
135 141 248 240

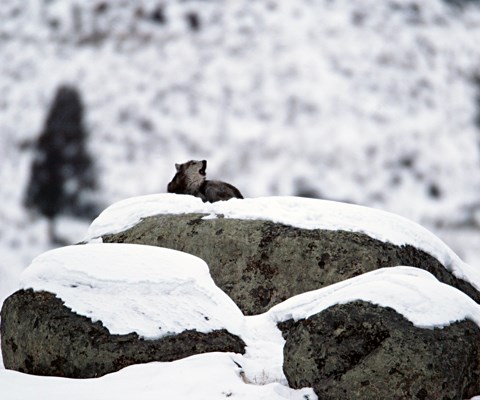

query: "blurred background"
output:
1 0 480 306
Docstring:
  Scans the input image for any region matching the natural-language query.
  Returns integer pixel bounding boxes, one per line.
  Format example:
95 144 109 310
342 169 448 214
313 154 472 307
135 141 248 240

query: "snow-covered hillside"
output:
2 0 480 370
3 0 480 215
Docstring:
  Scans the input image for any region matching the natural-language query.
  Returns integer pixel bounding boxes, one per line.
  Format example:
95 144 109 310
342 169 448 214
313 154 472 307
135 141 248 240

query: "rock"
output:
101 214 480 315
279 301 480 400
0 289 246 378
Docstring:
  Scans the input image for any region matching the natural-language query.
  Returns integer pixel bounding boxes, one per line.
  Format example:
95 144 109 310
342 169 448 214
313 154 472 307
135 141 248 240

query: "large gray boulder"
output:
279 301 480 400
101 214 480 315
1 289 246 378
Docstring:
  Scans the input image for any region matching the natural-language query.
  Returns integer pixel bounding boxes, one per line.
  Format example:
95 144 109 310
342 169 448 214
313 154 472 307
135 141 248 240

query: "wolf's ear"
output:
175 163 181 172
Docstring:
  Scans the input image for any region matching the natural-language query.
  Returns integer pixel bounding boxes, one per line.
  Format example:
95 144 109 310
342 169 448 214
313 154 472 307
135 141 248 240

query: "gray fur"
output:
167 160 243 203
167 160 205 196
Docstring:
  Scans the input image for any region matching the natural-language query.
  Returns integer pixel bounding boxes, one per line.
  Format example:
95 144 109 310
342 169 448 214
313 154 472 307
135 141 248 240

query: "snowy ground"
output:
0 352 315 400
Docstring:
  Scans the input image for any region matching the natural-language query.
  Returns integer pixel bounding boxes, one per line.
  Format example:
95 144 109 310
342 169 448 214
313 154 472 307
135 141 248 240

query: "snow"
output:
1 0 480 336
1 0 480 290
85 194 480 290
21 244 244 339
3 241 480 398
0 352 316 400
2 0 480 397
9 241 317 399
266 266 480 329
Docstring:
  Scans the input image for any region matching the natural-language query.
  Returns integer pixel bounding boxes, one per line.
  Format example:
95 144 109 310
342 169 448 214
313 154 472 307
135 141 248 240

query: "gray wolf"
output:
167 160 243 203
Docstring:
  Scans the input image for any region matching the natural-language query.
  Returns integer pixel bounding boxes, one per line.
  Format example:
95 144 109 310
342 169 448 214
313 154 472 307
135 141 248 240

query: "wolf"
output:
167 160 243 203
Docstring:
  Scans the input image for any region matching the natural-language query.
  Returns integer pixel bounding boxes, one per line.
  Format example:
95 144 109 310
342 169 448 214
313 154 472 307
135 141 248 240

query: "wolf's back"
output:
201 180 243 202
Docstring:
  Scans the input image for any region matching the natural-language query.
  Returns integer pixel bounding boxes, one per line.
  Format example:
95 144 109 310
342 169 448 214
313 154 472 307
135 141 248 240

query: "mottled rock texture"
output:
102 214 480 315
279 301 480 400
0 289 245 378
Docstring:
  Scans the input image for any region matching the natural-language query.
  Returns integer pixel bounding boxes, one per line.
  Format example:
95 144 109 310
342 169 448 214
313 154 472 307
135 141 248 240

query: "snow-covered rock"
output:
20 243 244 338
273 267 480 399
269 266 480 329
3 260 480 399
281 301 480 399
2 196 480 397
86 194 478 283
1 244 246 378
87 194 480 314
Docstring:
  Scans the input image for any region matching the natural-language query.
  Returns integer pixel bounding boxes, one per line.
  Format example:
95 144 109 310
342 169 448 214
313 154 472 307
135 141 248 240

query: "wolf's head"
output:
168 160 207 194
175 160 206 176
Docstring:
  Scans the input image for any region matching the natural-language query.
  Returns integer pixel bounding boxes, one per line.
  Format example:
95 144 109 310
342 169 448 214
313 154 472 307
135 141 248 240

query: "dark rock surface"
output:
0 289 246 378
102 214 480 315
279 301 480 400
